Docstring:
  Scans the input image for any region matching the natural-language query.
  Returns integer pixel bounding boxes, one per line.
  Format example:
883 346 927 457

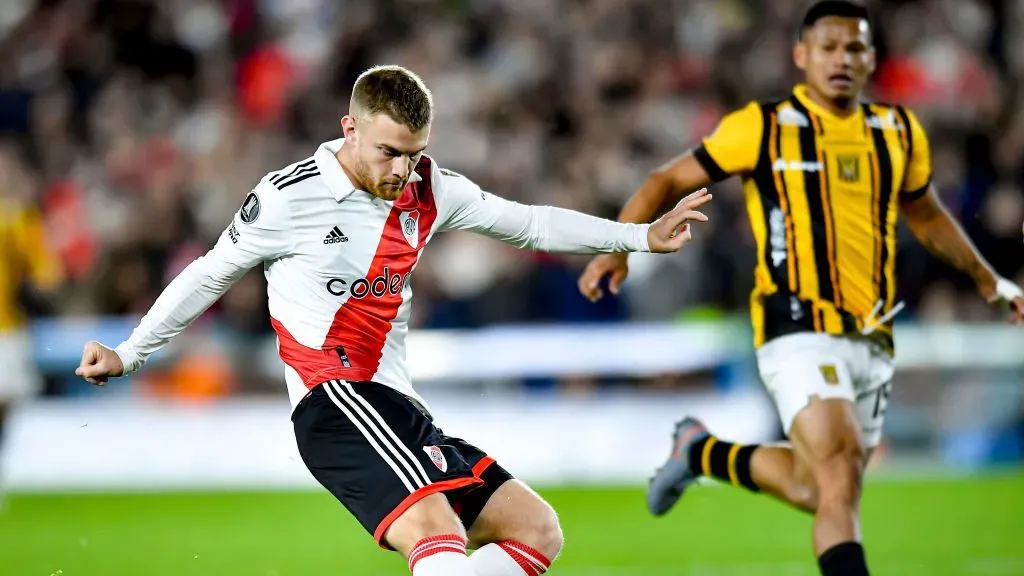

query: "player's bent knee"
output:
499 494 563 561
784 481 819 514
384 493 467 557
468 479 564 562
812 442 865 507
789 454 820 512
527 506 564 561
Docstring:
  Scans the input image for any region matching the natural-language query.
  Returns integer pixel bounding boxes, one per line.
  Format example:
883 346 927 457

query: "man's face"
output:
796 16 875 104
344 113 428 201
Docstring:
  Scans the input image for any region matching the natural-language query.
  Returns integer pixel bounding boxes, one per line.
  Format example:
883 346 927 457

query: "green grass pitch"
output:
2 475 1022 575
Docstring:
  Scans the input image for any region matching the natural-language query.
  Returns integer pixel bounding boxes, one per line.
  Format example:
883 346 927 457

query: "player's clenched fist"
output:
75 341 124 385
646 188 712 253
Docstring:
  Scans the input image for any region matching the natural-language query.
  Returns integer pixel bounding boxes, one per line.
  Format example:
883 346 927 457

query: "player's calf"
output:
814 451 867 576
687 431 825 513
750 444 819 513
467 480 562 575
384 493 476 575
790 397 870 576
813 443 865 545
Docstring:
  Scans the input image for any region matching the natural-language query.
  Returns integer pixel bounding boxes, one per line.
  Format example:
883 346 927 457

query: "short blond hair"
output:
350 65 433 132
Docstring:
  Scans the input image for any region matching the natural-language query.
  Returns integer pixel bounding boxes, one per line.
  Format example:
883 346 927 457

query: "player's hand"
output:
981 275 1024 325
578 253 629 302
646 188 712 254
75 341 125 385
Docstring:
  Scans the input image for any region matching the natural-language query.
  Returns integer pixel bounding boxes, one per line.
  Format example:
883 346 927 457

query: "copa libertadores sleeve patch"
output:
240 191 261 223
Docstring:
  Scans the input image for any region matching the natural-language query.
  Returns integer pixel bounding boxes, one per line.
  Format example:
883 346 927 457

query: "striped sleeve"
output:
697 101 764 180
898 107 931 200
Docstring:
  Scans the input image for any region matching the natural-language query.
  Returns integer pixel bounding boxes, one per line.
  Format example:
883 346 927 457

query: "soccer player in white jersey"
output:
74 65 713 576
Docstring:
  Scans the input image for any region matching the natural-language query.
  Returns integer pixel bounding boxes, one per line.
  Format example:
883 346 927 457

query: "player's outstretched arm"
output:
75 183 294 385
900 184 1023 323
435 168 712 255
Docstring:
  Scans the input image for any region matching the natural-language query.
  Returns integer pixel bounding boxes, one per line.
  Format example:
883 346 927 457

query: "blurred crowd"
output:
2 0 1023 342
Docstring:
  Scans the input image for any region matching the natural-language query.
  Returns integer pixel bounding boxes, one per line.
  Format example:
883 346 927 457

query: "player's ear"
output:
866 46 877 75
793 41 808 71
341 115 357 142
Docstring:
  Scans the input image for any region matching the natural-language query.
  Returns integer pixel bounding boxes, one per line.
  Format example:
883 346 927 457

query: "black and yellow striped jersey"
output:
0 199 62 332
694 84 932 351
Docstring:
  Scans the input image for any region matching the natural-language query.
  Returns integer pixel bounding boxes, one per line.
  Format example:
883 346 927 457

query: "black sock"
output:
687 435 760 492
818 542 869 576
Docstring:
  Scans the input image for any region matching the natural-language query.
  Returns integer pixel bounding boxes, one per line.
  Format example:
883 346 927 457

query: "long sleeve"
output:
435 168 650 254
114 183 292 375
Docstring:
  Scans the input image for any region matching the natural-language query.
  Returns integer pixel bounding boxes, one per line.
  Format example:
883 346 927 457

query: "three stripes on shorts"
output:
322 380 432 492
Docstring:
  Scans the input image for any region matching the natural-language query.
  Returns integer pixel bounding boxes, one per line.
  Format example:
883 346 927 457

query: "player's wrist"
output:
635 223 652 252
113 342 141 376
973 266 1000 300
994 276 1024 303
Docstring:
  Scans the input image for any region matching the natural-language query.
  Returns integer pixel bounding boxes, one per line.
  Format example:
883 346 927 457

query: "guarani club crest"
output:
423 445 447 472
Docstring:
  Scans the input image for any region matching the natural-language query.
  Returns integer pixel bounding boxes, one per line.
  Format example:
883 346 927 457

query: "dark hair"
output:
799 1 871 40
350 65 433 132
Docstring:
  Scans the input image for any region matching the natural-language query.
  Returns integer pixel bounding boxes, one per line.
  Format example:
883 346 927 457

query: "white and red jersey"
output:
114 138 651 410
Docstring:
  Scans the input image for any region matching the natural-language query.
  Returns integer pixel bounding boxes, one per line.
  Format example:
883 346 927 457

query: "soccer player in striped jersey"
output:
578 2 1023 575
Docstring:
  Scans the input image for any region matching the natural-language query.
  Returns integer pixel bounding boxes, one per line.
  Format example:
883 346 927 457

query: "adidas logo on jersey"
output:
324 226 349 244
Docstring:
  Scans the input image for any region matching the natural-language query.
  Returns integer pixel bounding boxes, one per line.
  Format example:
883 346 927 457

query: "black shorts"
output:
292 380 514 547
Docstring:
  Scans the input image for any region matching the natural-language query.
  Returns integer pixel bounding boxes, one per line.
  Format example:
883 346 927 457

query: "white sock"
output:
408 534 476 575
470 541 551 575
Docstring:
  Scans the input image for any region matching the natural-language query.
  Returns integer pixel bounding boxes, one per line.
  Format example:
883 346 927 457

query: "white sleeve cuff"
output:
114 342 144 376
630 223 651 253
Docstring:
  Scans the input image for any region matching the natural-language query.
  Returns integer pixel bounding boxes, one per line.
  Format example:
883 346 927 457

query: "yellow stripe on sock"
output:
727 443 742 486
701 437 717 476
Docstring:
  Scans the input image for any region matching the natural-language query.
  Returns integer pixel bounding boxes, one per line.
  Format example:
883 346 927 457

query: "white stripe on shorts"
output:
322 380 424 492
335 381 433 487
326 380 431 489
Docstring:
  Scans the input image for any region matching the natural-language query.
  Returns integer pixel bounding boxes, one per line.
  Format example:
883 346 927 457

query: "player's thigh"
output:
790 426 876 493
436 434 562 560
789 396 866 462
384 492 465 557
292 380 483 551
788 395 867 502
756 333 858 437
464 478 563 559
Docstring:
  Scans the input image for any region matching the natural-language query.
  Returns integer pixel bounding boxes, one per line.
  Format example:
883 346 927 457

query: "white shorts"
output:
0 329 43 402
756 332 895 448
